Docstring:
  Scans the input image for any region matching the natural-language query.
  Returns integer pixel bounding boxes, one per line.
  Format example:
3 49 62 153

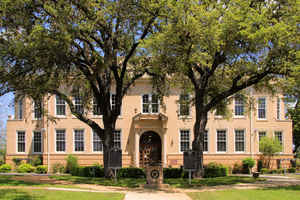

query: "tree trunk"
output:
102 126 114 178
192 111 208 178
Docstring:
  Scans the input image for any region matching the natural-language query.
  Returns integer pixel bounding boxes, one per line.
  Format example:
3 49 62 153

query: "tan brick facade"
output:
6 80 293 170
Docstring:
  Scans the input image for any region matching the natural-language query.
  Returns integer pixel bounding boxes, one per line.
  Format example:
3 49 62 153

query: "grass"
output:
50 175 263 188
188 185 300 200
0 189 124 200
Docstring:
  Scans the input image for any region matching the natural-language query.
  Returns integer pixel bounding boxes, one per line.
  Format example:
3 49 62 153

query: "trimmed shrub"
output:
288 168 296 173
52 163 65 174
242 158 255 174
0 164 12 173
12 158 22 167
118 167 145 178
204 162 228 178
65 155 79 175
232 163 243 174
0 159 4 166
163 168 183 178
257 160 263 172
17 163 35 173
28 155 42 166
35 165 47 174
260 168 270 174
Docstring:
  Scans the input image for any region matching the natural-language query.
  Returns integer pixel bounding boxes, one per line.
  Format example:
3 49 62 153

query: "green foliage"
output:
257 160 263 172
17 163 35 173
28 155 42 167
12 158 22 167
65 155 79 175
259 137 282 168
117 167 145 179
242 158 255 174
35 165 47 174
288 168 296 173
204 162 228 178
232 163 243 174
52 162 65 174
163 168 186 178
0 164 12 173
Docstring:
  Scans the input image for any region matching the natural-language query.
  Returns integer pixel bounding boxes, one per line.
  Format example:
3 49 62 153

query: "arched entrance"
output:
139 131 162 168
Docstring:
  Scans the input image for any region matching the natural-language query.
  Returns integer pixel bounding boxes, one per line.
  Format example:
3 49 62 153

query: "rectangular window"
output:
234 96 244 116
284 100 289 119
204 130 208 152
111 94 116 112
93 131 103 152
277 97 281 120
274 131 283 146
33 131 42 153
258 97 266 119
56 95 66 116
217 130 227 152
74 129 84 152
180 130 190 152
93 97 102 116
113 130 121 149
18 98 23 120
142 94 159 114
56 130 66 152
258 131 266 152
235 130 245 152
17 131 25 153
73 96 83 114
179 94 190 116
34 100 42 119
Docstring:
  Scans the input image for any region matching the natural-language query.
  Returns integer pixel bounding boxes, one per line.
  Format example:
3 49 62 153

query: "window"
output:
180 130 190 152
17 131 25 153
277 97 281 120
93 131 103 152
111 94 116 112
204 130 208 152
257 97 266 119
74 129 84 152
258 131 266 152
284 100 289 119
235 130 245 152
274 131 283 146
33 131 42 153
217 130 227 152
179 94 190 116
73 96 83 114
113 130 121 149
234 96 244 116
56 130 66 152
34 100 42 119
142 94 159 114
93 97 102 116
56 95 66 116
18 98 23 119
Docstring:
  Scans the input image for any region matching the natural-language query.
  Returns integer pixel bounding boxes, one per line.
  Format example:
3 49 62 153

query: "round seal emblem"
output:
150 169 160 179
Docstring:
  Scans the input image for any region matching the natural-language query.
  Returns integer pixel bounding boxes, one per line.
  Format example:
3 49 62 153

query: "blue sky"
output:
0 93 14 129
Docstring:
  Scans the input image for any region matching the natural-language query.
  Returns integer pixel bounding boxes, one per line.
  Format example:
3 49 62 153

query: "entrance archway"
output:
139 131 162 168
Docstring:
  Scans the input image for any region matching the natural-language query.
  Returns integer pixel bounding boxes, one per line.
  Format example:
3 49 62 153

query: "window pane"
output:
56 95 66 116
74 96 83 114
56 130 66 152
113 130 121 149
180 130 190 152
234 96 244 116
204 130 208 152
217 130 226 152
33 131 42 153
258 131 266 152
277 98 281 120
180 94 190 116
275 131 283 146
142 94 150 113
17 131 25 152
93 131 103 152
74 130 84 152
93 97 102 115
34 100 42 119
235 130 245 152
111 94 116 112
258 98 266 119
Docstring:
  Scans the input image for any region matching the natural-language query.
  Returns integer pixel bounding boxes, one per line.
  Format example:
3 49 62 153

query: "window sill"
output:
233 116 246 119
55 116 67 119
257 119 268 122
179 116 192 119
215 152 227 154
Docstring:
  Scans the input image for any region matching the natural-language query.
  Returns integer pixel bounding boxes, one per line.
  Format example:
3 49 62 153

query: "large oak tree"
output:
0 0 166 176
147 0 299 176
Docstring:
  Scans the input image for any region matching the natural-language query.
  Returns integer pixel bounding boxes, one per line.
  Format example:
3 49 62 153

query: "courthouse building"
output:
5 77 293 169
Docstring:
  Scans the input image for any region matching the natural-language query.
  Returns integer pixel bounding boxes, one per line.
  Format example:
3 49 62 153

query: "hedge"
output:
35 165 47 174
17 163 35 173
204 162 228 178
0 164 12 173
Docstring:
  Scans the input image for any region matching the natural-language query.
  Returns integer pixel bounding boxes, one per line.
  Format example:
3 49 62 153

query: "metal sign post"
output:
183 150 198 185
108 147 122 183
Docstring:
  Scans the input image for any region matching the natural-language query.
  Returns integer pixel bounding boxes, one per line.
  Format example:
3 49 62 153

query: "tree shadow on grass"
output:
262 185 300 191
0 189 43 200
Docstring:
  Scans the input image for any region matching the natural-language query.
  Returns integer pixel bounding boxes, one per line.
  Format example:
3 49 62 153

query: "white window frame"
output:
55 129 66 153
179 94 191 117
258 131 267 153
92 130 103 153
72 95 84 115
234 129 246 153
141 94 159 114
216 129 227 153
234 96 245 118
16 131 26 153
18 98 23 120
284 100 289 120
276 97 281 120
73 129 85 152
113 129 122 149
55 95 66 117
32 131 43 154
179 129 191 153
33 100 42 120
92 97 102 117
257 97 267 120
274 131 283 152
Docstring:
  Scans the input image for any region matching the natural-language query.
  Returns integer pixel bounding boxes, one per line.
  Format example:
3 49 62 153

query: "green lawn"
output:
188 185 300 200
0 189 124 200
50 175 263 188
